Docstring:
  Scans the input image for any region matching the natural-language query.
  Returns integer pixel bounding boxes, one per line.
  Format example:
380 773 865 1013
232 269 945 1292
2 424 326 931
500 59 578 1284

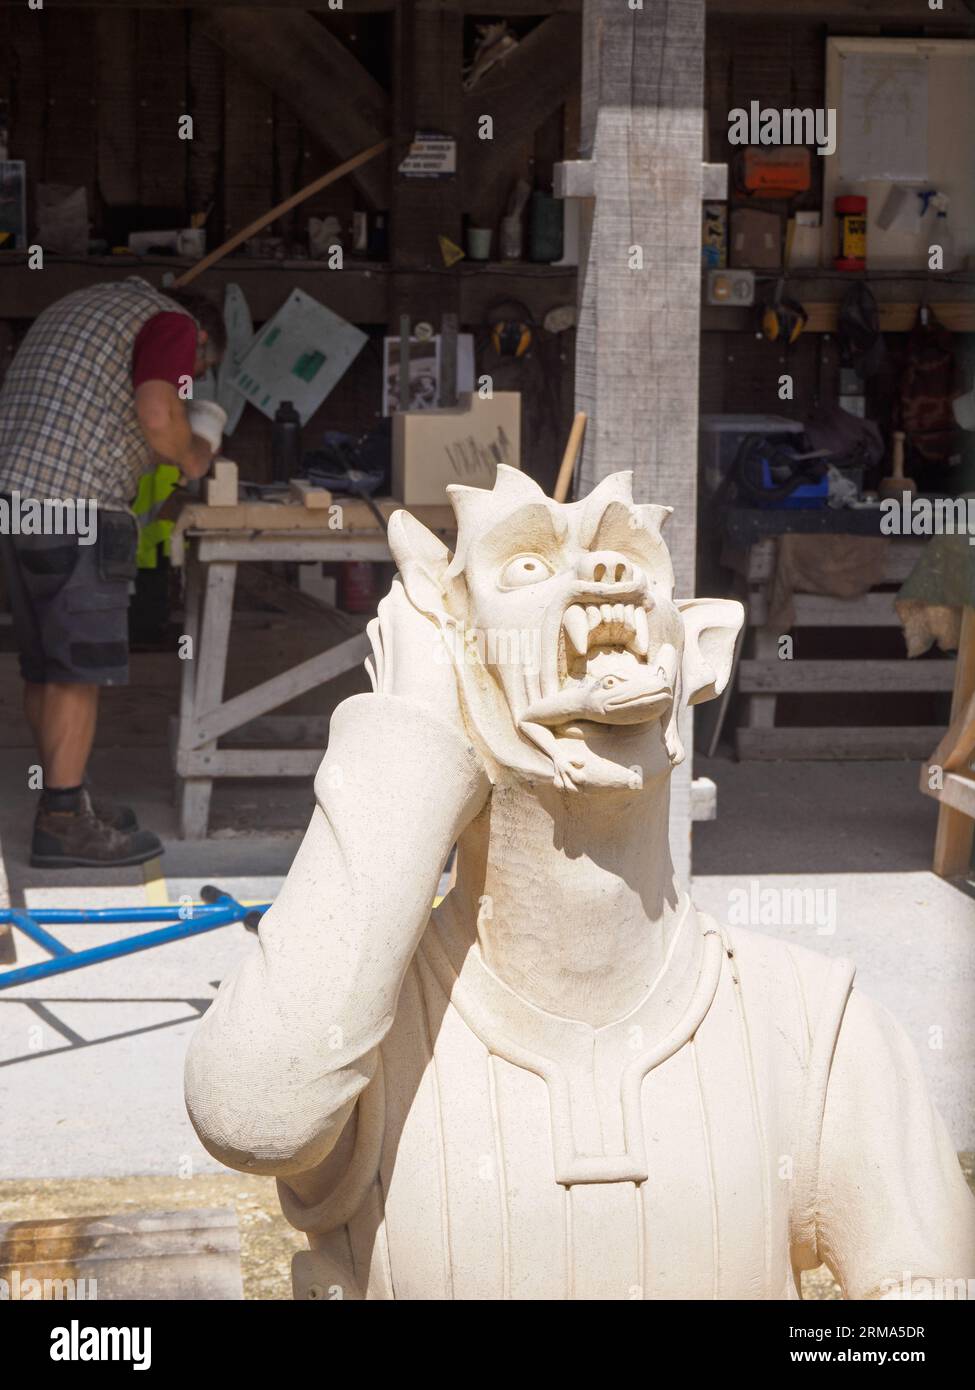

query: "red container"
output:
338 561 377 614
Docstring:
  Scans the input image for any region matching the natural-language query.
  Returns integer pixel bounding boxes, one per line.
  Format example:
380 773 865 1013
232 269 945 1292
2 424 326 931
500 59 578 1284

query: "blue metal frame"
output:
0 887 270 991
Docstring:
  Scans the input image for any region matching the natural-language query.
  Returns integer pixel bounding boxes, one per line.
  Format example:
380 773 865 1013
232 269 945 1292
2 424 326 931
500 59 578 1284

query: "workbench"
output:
170 497 453 838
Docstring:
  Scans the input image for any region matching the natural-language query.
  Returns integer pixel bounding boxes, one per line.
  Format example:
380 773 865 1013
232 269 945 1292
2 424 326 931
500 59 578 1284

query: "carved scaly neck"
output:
452 770 683 1028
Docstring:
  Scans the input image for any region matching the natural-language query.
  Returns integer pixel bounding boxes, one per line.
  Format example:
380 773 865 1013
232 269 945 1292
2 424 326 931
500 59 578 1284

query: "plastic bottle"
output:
271 401 301 483
834 195 867 271
931 195 956 272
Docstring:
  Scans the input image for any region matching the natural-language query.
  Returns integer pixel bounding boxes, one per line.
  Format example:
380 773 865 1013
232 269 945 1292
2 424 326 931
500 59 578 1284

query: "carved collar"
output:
420 896 724 1185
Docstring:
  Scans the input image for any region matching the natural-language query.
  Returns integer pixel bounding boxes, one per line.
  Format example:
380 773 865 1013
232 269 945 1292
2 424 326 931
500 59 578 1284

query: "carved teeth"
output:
563 605 589 656
561 599 656 665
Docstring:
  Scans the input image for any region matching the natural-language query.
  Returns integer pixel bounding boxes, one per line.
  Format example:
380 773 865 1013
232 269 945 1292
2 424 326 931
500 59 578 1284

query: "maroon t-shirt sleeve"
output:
131 312 198 389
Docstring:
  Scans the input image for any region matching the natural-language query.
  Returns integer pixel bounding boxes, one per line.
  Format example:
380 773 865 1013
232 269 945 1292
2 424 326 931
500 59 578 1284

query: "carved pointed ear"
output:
677 597 744 706
631 503 673 541
386 509 462 622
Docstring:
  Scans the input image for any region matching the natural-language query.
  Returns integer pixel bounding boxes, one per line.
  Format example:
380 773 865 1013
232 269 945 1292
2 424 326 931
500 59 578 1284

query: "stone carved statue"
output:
185 466 975 1300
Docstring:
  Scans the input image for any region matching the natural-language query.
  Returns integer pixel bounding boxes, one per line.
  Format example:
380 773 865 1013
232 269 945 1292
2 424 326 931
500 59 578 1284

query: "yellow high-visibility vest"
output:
134 462 181 568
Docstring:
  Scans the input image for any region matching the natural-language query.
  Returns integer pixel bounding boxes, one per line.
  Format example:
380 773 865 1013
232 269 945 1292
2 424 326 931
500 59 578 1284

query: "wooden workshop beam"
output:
557 159 727 200
198 9 390 208
4 0 972 25
0 1 583 11
460 13 582 221
702 300 975 333
574 0 705 881
95 11 140 207
706 0 973 20
389 0 463 322
9 0 972 18
739 659 956 695
0 258 578 325
807 302 975 333
575 0 703 573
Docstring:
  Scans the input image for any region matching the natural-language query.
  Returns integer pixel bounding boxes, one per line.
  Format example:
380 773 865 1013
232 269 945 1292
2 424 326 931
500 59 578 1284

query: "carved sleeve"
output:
184 692 490 1177
814 989 975 1299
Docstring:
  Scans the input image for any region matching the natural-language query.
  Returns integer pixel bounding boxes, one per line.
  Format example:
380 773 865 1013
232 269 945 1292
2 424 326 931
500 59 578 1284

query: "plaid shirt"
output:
0 278 195 508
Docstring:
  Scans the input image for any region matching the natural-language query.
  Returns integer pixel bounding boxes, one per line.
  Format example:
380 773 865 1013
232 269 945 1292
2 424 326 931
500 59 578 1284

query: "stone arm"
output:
814 989 975 1299
184 691 489 1177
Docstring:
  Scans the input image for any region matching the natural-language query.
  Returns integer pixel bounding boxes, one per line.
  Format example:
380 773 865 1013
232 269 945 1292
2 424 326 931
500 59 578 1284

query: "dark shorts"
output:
0 502 137 685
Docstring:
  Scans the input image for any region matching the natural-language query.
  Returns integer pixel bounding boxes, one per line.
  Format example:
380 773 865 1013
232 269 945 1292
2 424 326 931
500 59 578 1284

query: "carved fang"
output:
563 605 589 656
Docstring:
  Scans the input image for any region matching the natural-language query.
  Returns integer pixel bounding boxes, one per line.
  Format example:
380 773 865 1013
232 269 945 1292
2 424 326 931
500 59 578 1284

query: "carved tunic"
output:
185 695 975 1301
279 901 965 1300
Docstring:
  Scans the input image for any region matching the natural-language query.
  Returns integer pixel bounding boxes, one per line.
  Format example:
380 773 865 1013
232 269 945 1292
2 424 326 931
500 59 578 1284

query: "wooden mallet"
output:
553 412 588 503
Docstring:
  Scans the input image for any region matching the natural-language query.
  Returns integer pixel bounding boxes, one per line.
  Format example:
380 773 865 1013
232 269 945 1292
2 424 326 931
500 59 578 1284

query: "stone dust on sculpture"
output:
185 465 975 1300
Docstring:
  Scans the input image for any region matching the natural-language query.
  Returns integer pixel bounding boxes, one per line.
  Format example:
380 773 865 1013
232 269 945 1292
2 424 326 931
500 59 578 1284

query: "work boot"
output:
85 785 139 832
31 790 163 869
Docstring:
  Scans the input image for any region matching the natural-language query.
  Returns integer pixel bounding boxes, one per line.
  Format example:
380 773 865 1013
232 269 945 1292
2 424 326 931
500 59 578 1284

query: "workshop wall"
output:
0 8 391 251
0 7 577 489
699 10 975 419
702 15 826 416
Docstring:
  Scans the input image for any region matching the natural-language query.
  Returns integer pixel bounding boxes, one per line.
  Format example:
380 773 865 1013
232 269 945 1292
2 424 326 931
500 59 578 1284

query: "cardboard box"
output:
786 211 821 269
392 392 521 505
730 208 782 269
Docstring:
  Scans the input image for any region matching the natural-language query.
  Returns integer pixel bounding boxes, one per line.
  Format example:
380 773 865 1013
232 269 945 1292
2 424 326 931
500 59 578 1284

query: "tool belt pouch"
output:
97 511 139 583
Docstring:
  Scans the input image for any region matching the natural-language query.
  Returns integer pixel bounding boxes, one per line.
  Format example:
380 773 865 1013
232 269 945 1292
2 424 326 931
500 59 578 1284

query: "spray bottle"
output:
919 190 957 272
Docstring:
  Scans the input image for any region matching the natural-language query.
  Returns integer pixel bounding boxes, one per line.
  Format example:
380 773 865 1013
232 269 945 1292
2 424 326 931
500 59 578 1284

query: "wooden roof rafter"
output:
2 0 972 19
198 7 390 207
460 12 582 221
0 1 582 10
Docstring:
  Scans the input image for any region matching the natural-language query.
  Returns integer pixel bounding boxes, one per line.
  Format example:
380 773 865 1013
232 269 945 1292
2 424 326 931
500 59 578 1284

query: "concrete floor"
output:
1 748 972 1179
694 754 947 876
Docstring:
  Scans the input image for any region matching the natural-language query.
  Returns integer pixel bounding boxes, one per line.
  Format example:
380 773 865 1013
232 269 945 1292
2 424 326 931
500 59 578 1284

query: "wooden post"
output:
575 0 705 883
389 1 463 331
931 607 975 878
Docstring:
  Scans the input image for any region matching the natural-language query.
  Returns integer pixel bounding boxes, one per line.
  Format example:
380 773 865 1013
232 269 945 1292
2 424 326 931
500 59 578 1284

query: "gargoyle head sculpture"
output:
380 466 743 792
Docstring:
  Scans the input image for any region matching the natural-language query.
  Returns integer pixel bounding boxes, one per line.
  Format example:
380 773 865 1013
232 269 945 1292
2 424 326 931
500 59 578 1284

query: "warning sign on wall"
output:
398 131 457 179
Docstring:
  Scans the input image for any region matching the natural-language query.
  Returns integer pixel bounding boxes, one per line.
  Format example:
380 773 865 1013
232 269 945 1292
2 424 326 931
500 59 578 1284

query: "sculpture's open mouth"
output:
560 601 650 665
532 595 678 728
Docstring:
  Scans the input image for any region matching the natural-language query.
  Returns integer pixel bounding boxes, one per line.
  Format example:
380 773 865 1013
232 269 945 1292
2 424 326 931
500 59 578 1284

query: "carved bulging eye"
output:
499 554 554 588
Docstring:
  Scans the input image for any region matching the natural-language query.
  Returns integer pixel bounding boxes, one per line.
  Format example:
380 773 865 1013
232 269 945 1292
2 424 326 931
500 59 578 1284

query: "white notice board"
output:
823 38 975 269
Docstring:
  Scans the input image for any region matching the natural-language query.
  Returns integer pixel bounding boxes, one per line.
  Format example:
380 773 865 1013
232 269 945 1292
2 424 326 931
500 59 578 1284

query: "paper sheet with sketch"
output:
839 53 929 183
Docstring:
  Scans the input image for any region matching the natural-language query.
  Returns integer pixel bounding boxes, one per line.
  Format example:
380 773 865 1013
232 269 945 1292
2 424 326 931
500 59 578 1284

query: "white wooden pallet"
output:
733 538 954 761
